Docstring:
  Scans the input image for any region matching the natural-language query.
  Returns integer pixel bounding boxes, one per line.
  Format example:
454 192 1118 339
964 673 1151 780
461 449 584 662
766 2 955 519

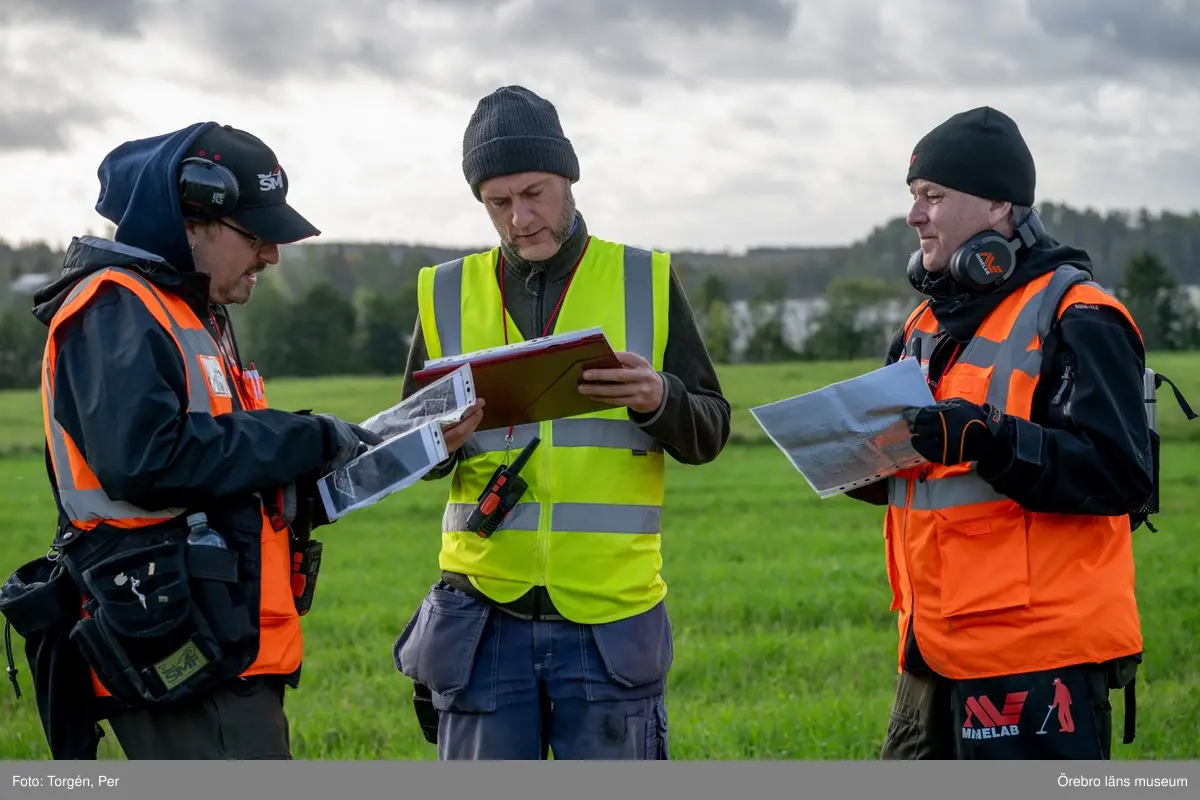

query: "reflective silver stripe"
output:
46 266 226 524
905 329 939 360
461 418 660 458
460 424 539 458
553 417 660 452
1036 264 1096 341
433 258 464 357
622 246 654 359
442 501 660 534
443 502 541 531
553 502 660 533
888 473 1008 510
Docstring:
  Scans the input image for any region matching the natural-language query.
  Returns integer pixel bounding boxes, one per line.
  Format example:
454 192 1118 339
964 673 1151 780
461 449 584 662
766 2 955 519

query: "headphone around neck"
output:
907 209 1046 293
178 156 240 222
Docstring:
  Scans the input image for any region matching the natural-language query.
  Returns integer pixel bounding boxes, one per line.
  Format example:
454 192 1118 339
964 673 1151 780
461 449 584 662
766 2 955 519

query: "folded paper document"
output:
315 366 473 521
317 422 449 522
751 357 936 498
412 326 623 431
360 364 477 440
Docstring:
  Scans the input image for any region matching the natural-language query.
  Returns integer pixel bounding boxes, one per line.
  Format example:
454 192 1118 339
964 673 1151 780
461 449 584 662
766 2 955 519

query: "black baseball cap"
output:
181 124 320 243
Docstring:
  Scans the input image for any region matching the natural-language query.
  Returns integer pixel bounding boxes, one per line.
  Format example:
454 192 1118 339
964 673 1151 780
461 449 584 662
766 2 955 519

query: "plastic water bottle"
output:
186 512 227 548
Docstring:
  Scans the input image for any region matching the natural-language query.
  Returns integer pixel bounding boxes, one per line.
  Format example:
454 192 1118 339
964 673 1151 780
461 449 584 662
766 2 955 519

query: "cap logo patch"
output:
258 165 283 192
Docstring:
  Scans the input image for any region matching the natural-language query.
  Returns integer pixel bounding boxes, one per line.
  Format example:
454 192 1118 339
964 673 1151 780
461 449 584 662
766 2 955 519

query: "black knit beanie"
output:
462 85 580 200
906 106 1036 207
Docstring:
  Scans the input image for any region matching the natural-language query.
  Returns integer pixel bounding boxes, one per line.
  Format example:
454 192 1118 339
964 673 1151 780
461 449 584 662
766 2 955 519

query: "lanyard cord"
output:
495 238 591 449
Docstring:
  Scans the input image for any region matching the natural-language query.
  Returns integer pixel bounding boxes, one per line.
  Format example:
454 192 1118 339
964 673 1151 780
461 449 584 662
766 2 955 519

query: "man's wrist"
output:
631 372 669 424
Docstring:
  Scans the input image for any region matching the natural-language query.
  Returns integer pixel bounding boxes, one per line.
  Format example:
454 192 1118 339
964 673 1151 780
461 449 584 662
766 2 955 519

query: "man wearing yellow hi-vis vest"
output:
393 85 731 760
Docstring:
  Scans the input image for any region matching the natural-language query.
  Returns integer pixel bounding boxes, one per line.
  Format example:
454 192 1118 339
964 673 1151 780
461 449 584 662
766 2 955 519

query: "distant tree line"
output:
0 200 1196 388
692 250 1200 365
0 248 1191 392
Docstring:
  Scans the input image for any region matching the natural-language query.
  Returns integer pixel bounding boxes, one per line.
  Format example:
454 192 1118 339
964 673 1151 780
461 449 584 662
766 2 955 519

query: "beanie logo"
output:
910 153 917 165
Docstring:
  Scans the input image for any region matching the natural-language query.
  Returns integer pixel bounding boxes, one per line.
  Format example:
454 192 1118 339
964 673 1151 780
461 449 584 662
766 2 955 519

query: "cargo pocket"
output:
393 582 493 710
644 695 669 760
590 601 673 692
935 500 1030 618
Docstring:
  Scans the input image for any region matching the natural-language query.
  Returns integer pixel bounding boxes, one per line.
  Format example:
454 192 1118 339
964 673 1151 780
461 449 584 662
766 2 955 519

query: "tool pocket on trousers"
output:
935 501 1030 618
393 582 491 704
591 601 674 689
644 695 669 760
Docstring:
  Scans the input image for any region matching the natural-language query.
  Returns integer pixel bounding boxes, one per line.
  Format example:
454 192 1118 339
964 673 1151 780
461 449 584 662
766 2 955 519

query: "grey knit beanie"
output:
462 85 580 200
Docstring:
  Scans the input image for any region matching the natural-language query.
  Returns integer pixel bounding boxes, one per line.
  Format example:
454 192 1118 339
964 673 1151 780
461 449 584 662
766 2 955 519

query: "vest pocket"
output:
934 503 1030 618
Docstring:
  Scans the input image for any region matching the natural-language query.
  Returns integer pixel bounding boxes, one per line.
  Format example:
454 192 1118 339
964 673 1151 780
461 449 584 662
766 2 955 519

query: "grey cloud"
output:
0 28 119 153
0 105 103 152
155 0 420 83
11 0 1197 90
3 0 1199 154
1 0 149 35
1029 0 1200 68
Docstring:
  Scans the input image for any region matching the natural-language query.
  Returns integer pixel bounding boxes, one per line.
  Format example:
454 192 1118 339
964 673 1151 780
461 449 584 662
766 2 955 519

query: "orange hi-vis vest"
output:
41 266 301 698
884 264 1144 680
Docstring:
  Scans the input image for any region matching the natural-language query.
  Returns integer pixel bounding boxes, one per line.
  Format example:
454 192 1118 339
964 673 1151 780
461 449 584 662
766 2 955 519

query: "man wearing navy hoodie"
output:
26 123 377 759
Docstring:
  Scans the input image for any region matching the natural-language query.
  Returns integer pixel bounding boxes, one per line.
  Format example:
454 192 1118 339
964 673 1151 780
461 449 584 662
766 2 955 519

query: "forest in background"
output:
0 201 1196 387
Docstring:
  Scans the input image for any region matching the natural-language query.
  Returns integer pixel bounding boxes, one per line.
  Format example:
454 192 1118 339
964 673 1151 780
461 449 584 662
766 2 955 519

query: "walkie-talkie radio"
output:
465 435 541 538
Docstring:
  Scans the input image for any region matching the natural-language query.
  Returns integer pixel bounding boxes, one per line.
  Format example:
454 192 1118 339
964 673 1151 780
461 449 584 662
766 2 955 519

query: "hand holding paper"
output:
904 398 1005 466
750 358 937 498
442 399 486 453
577 351 665 414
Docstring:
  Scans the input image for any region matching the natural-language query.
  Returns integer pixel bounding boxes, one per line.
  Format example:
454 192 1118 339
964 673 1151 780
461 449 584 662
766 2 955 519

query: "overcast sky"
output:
3 0 1198 255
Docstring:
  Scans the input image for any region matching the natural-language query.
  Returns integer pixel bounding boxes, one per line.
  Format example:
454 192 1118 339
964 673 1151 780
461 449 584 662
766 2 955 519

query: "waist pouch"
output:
0 551 106 758
60 522 261 709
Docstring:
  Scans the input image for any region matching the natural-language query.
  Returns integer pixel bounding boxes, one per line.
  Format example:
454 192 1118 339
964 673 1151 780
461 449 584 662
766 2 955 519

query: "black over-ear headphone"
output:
907 209 1046 293
179 156 240 222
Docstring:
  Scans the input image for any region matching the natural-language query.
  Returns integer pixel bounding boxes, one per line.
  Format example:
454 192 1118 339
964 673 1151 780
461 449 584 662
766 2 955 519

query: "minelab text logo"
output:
974 250 1002 274
962 691 1027 739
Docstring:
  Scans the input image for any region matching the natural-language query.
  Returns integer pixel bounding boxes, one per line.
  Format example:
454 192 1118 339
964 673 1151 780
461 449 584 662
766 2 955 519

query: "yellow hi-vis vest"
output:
416 236 671 624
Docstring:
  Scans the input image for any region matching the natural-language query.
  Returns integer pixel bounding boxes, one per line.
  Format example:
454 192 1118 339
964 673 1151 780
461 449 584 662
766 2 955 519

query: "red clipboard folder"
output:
411 329 624 432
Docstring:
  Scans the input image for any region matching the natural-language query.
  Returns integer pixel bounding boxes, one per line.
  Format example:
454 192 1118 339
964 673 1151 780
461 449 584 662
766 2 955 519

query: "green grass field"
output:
2 354 1198 760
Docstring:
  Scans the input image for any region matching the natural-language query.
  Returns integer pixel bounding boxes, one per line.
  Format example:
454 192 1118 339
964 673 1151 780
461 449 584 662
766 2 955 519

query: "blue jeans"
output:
394 581 673 760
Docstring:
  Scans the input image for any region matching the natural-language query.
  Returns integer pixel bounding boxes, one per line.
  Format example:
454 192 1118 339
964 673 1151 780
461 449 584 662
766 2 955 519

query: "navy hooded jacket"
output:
31 122 339 518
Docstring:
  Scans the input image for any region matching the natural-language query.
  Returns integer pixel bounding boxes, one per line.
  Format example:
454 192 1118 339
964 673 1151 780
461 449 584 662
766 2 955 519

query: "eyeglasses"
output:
218 219 267 250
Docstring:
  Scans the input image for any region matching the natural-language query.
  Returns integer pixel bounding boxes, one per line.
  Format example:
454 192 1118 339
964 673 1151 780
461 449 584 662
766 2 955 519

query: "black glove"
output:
317 414 384 471
904 398 1007 466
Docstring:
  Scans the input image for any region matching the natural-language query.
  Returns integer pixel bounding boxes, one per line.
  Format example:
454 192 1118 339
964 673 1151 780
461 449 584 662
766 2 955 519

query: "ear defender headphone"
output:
907 209 1046 293
178 156 240 222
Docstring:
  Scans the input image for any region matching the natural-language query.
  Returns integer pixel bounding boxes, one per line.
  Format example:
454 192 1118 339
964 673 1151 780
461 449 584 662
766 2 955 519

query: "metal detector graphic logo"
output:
1036 677 1075 735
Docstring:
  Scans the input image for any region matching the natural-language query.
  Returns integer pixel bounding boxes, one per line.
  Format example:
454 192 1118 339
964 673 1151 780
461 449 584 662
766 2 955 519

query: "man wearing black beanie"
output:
848 106 1165 760
393 85 731 760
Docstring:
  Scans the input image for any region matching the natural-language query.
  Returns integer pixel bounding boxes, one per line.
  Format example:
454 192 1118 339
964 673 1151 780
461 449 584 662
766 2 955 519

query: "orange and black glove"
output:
905 398 1007 466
